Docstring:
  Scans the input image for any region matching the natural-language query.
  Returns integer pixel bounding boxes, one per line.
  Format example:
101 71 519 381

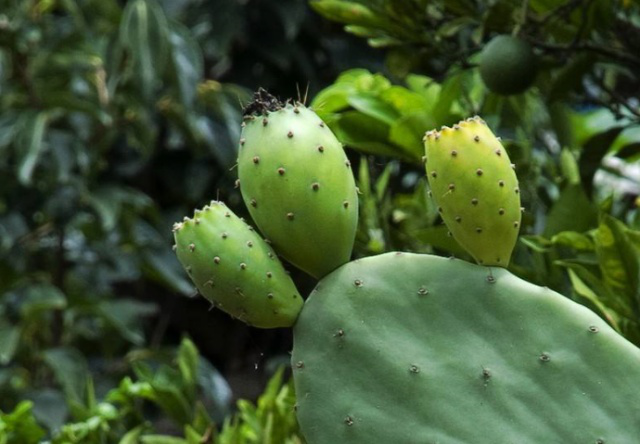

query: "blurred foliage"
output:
0 401 45 444
0 0 246 427
215 368 303 444
0 338 298 443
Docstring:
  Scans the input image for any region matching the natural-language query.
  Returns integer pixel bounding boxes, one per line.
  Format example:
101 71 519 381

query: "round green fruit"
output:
479 35 537 95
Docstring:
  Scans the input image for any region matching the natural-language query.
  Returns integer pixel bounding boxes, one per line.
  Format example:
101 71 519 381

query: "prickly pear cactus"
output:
424 117 521 266
292 253 640 443
173 201 302 328
237 90 358 279
172 105 640 443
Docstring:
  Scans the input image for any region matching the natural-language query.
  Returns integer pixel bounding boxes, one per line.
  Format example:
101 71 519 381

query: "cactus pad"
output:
174 201 302 328
238 91 358 279
292 253 640 443
424 118 521 266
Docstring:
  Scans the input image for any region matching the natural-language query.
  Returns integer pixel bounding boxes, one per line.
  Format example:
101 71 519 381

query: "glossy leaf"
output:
97 299 158 345
595 215 640 310
0 320 20 365
120 0 170 100
168 20 204 109
16 112 49 186
42 347 89 405
544 184 598 236
310 1 388 28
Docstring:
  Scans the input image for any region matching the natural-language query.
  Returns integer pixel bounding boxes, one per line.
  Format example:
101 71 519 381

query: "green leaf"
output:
344 25 383 38
333 111 395 157
19 284 67 320
42 347 89 405
595 215 640 310
312 84 354 115
142 247 195 295
17 112 49 186
132 362 193 426
560 148 580 185
178 337 199 389
27 389 68 433
184 425 203 444
347 93 400 125
544 184 598 236
389 112 434 163
119 424 147 444
40 91 109 122
168 20 203 109
551 231 595 251
520 235 553 253
140 436 188 444
197 357 232 421
0 320 20 365
548 53 596 102
431 74 462 125
412 226 467 257
0 213 28 253
310 1 388 28
557 259 633 321
0 401 46 444
97 299 157 345
565 268 622 333
120 0 170 101
380 85 430 115
437 16 476 38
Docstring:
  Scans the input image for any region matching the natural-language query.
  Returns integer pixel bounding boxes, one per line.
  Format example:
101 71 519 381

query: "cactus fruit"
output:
173 201 302 328
479 35 537 95
237 89 358 279
424 118 521 266
292 253 640 443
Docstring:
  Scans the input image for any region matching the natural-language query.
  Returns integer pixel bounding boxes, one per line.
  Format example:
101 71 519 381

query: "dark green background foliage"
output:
0 0 639 442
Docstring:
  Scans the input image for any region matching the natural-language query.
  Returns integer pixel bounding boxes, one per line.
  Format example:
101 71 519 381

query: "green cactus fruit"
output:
479 35 537 95
173 201 302 328
292 253 640 443
237 90 358 279
424 117 521 266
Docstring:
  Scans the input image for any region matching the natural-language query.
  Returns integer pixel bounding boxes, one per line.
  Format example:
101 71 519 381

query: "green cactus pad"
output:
424 117 521 266
292 253 640 443
238 93 358 279
173 201 302 328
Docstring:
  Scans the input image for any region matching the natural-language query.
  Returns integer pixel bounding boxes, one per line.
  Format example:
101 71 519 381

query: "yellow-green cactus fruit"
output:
424 117 522 266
